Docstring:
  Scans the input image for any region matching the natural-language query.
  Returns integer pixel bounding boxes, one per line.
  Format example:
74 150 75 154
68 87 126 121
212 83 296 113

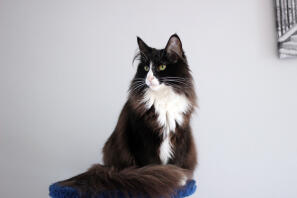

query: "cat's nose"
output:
148 75 154 82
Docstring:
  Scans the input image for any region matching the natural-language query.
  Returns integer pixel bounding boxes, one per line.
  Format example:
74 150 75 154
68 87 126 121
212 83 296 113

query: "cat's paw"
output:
179 175 188 186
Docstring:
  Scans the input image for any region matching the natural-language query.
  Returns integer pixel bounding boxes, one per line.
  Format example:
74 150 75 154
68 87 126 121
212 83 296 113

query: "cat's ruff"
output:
142 85 191 164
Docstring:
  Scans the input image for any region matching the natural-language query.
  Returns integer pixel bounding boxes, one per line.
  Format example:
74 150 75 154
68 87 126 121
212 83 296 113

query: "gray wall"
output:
1 0 297 198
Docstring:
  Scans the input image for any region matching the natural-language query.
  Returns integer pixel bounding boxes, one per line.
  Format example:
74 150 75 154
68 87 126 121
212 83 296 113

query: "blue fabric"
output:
49 180 197 198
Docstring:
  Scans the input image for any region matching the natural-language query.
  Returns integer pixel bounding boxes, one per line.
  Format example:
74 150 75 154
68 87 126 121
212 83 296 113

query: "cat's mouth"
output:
146 82 167 92
148 84 161 91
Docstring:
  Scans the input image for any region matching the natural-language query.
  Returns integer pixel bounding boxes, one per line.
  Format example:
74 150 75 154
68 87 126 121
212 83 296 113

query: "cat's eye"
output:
158 65 166 71
144 66 149 71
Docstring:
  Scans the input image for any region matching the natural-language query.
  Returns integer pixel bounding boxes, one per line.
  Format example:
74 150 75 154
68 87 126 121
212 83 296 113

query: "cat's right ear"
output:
137 37 150 54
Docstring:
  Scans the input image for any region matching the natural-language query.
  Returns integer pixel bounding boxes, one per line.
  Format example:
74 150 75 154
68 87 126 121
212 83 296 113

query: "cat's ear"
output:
137 37 150 54
165 34 184 58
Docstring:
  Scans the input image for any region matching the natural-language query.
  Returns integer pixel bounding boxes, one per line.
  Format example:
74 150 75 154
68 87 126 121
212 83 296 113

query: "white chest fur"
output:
142 85 191 164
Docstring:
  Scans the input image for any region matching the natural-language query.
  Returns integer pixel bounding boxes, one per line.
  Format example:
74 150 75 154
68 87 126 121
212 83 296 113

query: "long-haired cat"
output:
59 34 197 198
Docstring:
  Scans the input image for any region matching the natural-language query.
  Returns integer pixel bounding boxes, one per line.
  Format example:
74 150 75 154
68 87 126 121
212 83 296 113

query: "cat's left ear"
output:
165 34 184 58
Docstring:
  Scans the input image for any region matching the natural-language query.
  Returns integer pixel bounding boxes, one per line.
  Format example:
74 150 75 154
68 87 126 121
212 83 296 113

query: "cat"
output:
59 34 198 198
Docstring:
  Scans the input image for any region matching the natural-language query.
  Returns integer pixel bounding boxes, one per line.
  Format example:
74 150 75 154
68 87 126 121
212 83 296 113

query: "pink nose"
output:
148 75 154 82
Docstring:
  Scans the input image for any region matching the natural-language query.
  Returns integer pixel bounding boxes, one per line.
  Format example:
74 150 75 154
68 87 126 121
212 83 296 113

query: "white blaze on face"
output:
145 63 160 90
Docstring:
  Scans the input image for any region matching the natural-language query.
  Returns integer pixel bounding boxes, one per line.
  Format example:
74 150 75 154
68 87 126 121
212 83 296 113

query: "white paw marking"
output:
179 175 188 186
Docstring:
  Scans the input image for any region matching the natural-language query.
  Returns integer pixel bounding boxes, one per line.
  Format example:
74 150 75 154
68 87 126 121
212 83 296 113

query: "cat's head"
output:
130 34 194 97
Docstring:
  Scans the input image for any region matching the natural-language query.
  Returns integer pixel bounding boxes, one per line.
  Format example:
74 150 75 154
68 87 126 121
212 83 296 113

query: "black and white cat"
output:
59 34 198 198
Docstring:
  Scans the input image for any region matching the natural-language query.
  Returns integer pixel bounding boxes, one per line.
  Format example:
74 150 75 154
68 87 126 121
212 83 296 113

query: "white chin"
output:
149 84 162 91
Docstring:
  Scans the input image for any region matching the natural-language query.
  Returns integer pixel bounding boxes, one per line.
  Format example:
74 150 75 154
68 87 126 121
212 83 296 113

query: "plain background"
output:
1 0 297 197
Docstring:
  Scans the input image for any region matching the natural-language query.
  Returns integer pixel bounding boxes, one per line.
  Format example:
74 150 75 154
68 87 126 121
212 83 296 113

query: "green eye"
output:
159 65 166 71
144 66 149 71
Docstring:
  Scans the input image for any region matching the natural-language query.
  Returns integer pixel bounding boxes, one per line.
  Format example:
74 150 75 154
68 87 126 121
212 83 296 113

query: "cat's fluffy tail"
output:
58 164 192 198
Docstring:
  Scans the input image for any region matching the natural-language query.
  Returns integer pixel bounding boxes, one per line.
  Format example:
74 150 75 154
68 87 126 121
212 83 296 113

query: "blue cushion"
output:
49 180 197 198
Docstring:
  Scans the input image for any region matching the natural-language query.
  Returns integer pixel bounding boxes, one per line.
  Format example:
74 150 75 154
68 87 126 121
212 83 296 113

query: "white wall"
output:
1 0 297 197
